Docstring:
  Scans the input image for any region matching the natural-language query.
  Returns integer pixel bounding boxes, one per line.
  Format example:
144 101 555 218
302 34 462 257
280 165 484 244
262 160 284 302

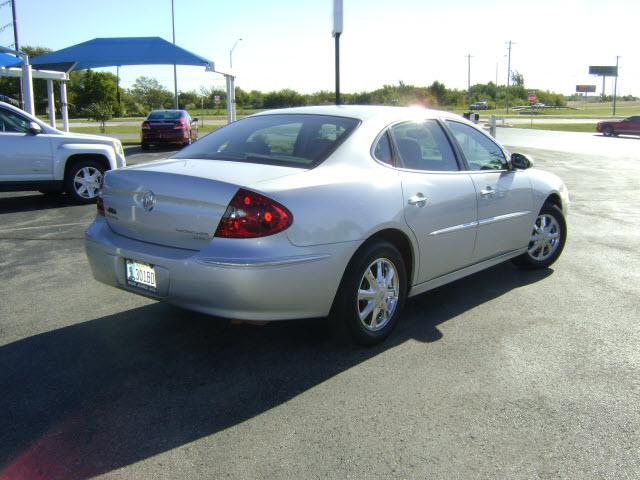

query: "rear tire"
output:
64 159 105 204
329 241 407 346
512 203 567 270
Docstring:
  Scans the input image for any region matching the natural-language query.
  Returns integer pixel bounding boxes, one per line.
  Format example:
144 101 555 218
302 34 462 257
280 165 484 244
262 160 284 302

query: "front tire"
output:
603 126 614 137
513 203 567 269
64 159 105 204
329 241 407 346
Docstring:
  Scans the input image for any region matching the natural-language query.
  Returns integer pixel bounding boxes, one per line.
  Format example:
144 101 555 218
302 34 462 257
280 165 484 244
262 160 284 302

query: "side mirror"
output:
28 121 42 135
191 117 198 123
511 152 534 170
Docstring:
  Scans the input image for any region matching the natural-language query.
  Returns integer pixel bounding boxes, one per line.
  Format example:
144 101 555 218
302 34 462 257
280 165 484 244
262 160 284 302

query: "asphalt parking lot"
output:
1 131 639 479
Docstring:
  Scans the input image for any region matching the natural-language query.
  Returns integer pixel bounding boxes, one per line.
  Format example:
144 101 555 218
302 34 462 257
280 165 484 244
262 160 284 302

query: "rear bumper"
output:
84 218 356 320
141 130 187 143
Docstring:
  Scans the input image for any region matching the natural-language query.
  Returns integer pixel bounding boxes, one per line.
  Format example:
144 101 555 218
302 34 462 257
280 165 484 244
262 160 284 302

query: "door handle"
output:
408 193 427 207
480 186 496 197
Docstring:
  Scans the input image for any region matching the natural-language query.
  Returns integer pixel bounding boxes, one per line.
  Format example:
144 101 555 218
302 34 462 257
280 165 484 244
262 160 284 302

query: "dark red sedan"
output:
597 116 640 137
141 110 198 150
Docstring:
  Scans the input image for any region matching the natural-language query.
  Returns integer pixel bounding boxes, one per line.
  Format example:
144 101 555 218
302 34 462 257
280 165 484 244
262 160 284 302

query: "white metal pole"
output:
60 80 69 131
230 76 236 122
171 0 178 109
225 75 232 124
21 55 34 114
46 79 56 128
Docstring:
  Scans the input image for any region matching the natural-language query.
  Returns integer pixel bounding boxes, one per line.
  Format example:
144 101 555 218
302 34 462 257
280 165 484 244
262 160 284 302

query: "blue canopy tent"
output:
0 52 21 68
27 37 214 72
3 37 233 130
0 46 38 116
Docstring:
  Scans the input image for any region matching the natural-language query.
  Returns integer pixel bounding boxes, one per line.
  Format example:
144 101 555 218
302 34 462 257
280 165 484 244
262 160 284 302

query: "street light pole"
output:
465 53 473 102
335 33 341 105
10 0 23 109
613 56 620 116
230 38 242 69
506 40 513 114
171 0 178 109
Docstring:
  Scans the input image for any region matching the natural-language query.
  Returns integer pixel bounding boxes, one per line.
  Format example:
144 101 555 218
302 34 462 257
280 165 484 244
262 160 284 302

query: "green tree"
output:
85 102 113 132
68 70 117 116
511 70 525 87
129 76 173 111
263 89 306 108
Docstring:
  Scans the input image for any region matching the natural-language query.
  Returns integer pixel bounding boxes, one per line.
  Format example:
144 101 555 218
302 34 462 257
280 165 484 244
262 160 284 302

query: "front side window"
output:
389 120 458 171
173 114 360 168
0 107 30 133
446 121 506 171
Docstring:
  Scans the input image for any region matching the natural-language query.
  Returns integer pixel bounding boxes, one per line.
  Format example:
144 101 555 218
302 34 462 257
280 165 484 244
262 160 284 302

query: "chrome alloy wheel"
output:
527 214 561 261
357 258 399 332
73 166 102 199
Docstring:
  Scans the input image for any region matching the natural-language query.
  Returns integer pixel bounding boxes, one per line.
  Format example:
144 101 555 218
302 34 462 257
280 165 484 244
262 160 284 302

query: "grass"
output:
54 101 638 141
69 124 220 136
513 123 598 133
450 101 640 118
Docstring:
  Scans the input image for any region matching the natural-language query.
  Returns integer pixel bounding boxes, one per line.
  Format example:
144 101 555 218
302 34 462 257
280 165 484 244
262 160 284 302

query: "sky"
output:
1 0 638 97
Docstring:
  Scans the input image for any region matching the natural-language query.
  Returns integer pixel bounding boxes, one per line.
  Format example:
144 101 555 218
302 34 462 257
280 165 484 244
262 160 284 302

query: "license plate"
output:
125 259 157 291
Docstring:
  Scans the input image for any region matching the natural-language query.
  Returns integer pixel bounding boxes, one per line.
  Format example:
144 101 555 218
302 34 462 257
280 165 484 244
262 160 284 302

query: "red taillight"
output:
142 122 151 130
214 189 293 239
174 120 186 130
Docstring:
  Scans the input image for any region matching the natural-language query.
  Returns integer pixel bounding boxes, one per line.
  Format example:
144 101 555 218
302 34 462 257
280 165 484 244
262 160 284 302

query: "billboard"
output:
576 85 597 93
589 66 618 76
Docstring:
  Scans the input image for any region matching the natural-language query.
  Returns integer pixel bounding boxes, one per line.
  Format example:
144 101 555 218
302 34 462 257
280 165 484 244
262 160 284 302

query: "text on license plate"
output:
125 259 157 290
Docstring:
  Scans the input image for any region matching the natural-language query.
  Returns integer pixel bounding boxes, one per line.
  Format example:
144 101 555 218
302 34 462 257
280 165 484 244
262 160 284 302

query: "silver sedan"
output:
85 106 569 345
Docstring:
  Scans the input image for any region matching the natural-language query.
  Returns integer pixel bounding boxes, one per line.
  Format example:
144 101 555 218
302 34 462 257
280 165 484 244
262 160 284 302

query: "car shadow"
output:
0 263 551 479
0 192 80 215
594 134 640 140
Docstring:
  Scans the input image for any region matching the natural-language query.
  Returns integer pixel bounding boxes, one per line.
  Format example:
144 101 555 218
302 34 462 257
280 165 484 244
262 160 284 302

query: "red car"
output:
141 109 198 150
597 116 640 137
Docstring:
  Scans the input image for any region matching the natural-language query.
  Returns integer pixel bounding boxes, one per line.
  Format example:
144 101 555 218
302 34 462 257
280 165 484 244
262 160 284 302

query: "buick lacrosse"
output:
85 106 569 345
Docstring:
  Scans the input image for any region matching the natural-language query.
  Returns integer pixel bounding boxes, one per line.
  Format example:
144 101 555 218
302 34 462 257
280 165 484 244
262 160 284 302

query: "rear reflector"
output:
214 189 293 239
96 176 105 216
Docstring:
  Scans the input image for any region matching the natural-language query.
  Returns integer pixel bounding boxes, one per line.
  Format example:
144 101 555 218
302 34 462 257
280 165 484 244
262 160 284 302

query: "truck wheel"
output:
65 159 105 204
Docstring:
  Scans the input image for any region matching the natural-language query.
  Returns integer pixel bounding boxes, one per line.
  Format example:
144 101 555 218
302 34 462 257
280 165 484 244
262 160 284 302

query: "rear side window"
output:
390 120 459 171
173 114 360 168
373 131 393 165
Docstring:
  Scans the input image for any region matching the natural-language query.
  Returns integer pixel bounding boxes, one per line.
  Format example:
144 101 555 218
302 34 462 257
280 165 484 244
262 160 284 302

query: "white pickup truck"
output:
0 101 126 203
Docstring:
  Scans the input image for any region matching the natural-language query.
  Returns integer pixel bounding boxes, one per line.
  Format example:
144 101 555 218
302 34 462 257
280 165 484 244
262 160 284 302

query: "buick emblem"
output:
142 190 156 211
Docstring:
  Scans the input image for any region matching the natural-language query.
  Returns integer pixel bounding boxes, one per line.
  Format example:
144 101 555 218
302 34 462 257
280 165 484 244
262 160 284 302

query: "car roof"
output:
253 105 460 123
149 109 186 114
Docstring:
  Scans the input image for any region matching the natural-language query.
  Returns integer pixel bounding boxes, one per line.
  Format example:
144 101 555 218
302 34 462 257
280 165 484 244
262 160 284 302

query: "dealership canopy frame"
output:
1 37 238 130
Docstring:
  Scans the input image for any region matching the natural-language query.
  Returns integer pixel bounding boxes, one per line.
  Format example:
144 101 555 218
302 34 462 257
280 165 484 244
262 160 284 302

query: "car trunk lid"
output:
102 159 302 250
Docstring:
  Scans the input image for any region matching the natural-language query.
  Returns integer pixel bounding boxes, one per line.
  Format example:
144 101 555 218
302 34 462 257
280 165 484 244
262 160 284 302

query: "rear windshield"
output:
172 114 360 168
147 111 182 120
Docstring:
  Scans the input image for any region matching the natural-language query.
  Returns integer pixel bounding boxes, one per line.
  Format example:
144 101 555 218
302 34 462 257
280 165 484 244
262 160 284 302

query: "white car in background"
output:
0 101 126 203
